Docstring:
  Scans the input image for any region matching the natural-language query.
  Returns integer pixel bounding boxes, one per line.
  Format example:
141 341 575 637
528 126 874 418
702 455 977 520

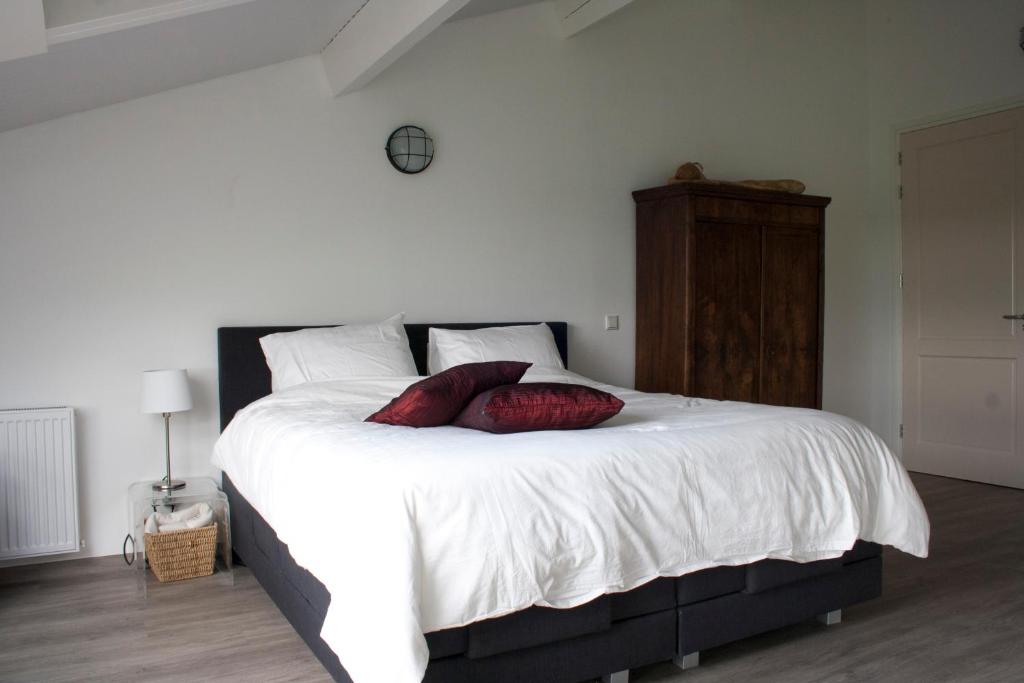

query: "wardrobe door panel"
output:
761 227 821 408
692 223 762 401
635 197 689 394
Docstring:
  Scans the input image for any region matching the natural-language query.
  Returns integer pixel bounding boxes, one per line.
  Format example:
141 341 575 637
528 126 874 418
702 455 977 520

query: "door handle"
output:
1003 314 1024 320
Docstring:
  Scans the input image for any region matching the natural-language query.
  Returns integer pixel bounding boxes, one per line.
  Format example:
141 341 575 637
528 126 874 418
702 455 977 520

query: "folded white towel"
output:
147 503 215 533
185 504 214 529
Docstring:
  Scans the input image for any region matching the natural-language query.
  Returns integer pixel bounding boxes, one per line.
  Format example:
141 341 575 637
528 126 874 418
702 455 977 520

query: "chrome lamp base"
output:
152 478 186 492
152 411 186 492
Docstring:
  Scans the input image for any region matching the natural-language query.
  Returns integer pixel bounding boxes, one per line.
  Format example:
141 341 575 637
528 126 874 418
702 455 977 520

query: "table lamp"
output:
142 368 193 492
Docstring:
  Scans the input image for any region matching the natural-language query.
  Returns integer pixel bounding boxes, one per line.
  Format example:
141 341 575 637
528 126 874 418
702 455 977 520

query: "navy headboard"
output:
217 322 568 431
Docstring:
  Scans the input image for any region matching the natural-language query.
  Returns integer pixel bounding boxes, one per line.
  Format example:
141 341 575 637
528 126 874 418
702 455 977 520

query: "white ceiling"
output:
0 0 542 134
0 0 358 134
451 0 539 22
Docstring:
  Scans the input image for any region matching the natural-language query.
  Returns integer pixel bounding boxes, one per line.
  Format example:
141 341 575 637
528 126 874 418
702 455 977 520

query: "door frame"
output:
892 95 1024 459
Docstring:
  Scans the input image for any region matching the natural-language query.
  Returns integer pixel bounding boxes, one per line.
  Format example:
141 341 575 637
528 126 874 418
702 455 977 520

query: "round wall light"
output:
386 125 434 174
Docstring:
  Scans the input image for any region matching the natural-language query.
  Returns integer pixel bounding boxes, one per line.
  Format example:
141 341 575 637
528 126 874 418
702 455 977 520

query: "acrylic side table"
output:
127 476 233 595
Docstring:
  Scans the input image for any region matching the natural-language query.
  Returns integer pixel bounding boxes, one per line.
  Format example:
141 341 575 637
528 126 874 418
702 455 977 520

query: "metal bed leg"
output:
602 670 629 683
673 651 700 671
817 609 842 626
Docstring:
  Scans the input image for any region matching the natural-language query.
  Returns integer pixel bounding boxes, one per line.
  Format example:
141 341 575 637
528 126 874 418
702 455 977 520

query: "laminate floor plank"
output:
0 473 1020 682
0 559 332 683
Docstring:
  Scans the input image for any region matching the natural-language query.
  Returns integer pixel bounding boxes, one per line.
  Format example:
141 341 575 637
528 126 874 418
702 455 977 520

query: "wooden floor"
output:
1 473 1021 682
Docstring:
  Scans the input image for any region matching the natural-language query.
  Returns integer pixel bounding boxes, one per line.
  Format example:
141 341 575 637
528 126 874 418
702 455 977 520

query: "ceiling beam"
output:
321 0 471 97
554 0 636 37
0 0 47 63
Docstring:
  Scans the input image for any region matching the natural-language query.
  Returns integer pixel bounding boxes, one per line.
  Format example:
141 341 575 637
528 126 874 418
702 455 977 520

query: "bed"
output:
214 322 929 683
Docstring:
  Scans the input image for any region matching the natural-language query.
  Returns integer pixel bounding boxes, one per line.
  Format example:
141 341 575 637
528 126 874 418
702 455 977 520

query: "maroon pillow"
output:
366 361 531 428
452 383 624 434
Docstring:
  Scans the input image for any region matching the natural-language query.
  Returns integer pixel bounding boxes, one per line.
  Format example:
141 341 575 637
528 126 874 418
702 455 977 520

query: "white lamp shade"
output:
141 369 193 414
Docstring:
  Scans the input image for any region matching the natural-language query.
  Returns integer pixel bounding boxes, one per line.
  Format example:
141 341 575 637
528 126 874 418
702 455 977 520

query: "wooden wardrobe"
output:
633 181 831 409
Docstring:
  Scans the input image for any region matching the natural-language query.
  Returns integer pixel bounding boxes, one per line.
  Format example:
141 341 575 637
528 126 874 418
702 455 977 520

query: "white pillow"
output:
428 324 565 374
260 314 418 391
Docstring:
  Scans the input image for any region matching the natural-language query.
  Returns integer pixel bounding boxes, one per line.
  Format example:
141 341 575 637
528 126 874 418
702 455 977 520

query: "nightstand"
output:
127 476 233 595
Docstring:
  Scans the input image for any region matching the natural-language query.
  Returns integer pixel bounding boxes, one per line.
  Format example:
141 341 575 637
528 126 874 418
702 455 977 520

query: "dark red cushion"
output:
366 361 531 428
452 383 624 434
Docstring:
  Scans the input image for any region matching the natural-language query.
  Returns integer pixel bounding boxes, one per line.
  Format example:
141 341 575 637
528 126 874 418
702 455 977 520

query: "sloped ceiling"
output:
0 0 541 134
0 0 359 133
450 0 538 21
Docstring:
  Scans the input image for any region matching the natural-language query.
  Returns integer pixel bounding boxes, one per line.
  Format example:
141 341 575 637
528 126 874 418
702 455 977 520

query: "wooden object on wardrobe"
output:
633 181 831 409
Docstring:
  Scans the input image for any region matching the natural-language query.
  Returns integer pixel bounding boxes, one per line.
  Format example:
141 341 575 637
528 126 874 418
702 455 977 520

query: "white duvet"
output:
212 369 929 683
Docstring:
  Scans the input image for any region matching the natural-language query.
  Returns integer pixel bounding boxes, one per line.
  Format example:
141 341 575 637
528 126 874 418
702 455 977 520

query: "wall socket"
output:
604 314 620 331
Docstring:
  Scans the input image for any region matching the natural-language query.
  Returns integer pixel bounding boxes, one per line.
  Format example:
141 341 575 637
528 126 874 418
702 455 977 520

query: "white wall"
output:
0 0 871 558
862 0 1024 449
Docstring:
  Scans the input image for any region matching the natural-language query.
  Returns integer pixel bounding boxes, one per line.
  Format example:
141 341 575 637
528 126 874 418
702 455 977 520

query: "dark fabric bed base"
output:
678 555 881 656
224 474 882 683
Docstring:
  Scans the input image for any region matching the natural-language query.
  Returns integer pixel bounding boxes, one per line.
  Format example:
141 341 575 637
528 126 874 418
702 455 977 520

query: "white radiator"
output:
0 407 80 559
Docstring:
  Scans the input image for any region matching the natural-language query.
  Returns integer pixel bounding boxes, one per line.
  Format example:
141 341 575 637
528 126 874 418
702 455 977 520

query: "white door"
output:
902 107 1024 489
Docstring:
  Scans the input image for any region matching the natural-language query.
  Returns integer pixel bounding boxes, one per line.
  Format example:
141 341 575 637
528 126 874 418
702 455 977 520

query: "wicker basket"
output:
144 523 217 582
